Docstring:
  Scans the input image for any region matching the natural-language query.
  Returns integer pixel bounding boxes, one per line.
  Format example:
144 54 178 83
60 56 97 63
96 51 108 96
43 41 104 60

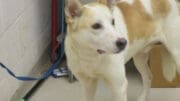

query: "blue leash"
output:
0 42 64 81
0 0 66 81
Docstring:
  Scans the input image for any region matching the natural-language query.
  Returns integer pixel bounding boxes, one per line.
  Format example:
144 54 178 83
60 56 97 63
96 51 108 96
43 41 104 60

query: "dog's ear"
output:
65 0 82 22
97 0 117 8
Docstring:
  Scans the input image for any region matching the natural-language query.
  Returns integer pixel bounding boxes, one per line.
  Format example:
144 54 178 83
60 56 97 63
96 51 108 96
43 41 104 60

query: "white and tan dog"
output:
65 0 180 101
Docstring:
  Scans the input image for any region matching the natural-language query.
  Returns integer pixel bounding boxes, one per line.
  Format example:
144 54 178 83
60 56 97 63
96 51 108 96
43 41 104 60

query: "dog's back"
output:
117 0 179 43
116 0 180 81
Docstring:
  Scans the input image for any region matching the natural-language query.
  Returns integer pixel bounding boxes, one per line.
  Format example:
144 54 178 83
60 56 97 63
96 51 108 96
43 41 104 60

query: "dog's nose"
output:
116 38 127 50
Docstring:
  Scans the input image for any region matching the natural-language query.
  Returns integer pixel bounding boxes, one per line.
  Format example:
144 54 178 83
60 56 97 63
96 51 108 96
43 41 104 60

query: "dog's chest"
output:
67 49 124 78
70 55 111 77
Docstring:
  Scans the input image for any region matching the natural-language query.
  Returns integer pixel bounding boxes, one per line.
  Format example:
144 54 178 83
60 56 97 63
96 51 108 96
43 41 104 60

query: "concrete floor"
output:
30 71 180 101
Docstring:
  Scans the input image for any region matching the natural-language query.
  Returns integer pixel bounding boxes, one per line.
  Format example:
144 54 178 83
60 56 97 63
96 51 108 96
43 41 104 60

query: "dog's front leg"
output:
104 69 128 101
76 74 97 101
109 77 128 101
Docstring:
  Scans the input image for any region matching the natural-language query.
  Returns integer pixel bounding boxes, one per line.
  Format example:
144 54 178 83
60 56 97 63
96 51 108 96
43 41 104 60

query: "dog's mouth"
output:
114 50 121 54
97 49 124 54
97 49 106 54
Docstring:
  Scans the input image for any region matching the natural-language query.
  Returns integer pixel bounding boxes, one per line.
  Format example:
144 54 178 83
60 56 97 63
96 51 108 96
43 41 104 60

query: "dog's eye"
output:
112 19 115 26
92 23 102 29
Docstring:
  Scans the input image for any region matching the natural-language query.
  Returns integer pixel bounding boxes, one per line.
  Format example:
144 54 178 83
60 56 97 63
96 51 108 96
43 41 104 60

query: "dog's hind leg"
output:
133 52 152 101
169 50 180 75
165 42 180 75
76 74 97 101
163 16 180 75
160 46 177 82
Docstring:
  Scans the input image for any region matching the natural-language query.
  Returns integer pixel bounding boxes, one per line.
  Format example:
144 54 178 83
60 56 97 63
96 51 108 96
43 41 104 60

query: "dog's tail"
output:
161 46 177 82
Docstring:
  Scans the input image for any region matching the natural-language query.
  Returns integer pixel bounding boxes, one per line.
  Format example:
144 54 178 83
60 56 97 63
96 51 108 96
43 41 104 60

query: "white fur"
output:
65 3 128 101
161 46 177 82
127 1 180 101
140 0 153 16
120 0 134 5
133 52 152 101
112 6 128 38
65 0 180 101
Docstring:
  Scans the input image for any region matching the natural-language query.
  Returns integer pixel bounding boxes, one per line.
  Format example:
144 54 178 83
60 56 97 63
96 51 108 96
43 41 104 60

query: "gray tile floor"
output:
30 72 180 101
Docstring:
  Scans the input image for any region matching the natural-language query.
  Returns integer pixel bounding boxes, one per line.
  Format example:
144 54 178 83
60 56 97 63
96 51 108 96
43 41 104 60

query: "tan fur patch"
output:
151 0 170 18
67 3 108 33
97 0 114 8
67 7 94 33
75 6 96 31
97 0 107 5
117 0 157 43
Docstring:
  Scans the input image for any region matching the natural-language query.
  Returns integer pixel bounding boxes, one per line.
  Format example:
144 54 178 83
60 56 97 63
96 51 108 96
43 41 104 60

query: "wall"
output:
0 0 51 101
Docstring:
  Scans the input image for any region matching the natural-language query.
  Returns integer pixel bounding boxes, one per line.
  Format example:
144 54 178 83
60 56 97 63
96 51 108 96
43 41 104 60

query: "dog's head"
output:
65 0 127 54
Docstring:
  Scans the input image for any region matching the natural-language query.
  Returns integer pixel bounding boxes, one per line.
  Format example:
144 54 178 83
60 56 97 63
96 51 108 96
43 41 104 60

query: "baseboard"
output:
10 46 51 101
